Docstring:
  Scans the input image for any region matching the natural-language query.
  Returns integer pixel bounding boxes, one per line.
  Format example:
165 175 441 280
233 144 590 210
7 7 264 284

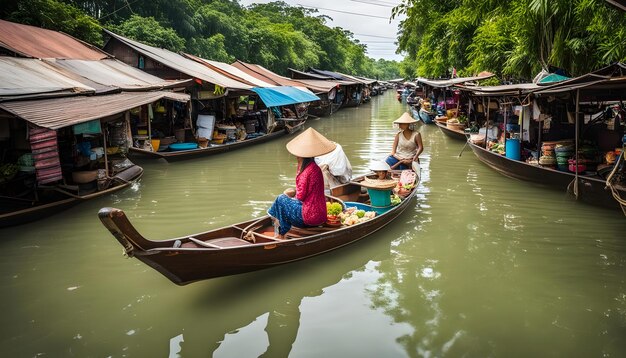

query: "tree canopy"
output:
393 0 626 80
1 0 402 79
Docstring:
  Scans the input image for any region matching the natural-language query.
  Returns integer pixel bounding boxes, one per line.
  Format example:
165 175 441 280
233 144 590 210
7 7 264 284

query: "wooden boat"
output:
0 164 143 228
435 120 467 141
98 170 419 285
410 106 421 121
128 122 304 162
417 108 435 124
468 141 626 211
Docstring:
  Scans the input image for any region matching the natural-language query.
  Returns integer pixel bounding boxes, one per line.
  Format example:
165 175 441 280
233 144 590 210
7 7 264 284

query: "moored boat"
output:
418 108 435 124
128 122 304 162
98 170 418 285
435 120 467 141
468 141 626 211
1 164 143 228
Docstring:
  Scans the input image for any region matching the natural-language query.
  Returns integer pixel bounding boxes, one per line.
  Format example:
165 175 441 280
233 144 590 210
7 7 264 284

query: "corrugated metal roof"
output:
456 82 541 96
232 61 296 85
308 68 347 81
0 57 95 100
289 68 334 80
183 54 273 87
103 29 252 91
337 72 371 85
47 58 192 91
416 74 496 88
231 61 330 94
0 19 108 60
291 79 340 93
353 75 378 85
0 91 190 129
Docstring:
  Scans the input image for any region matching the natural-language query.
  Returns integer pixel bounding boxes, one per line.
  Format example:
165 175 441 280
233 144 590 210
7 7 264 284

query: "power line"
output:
350 0 400 7
354 33 397 39
297 4 391 19
358 40 397 43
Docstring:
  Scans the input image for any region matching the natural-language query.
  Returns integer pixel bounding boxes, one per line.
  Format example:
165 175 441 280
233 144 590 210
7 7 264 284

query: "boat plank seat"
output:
181 236 251 249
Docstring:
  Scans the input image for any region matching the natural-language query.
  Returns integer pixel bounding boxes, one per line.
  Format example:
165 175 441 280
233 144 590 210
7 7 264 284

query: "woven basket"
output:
362 176 398 190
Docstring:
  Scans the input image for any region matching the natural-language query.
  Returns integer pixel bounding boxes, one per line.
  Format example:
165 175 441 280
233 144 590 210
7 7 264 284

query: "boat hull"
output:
0 165 143 228
418 109 435 124
129 126 299 162
468 142 625 211
435 121 467 141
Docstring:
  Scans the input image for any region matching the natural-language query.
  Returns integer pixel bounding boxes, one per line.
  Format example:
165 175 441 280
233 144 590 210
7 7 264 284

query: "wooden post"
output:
574 89 580 199
484 97 490 148
102 125 109 179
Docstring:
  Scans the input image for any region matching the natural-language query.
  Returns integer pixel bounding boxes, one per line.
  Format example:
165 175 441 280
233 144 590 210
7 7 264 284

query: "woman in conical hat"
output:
268 128 336 239
385 112 424 170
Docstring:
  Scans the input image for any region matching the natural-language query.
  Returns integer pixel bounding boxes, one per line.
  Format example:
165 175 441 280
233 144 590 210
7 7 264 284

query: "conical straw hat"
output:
393 112 418 124
286 128 337 157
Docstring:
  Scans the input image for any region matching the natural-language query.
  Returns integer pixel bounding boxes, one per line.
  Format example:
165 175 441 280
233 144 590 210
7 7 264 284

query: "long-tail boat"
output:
98 170 418 285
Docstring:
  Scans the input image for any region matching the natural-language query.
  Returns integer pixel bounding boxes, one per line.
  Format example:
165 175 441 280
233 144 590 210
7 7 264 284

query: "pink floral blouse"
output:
296 162 327 226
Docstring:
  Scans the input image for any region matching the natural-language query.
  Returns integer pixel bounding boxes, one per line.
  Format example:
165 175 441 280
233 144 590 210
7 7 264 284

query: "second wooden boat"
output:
468 141 626 211
128 123 304 162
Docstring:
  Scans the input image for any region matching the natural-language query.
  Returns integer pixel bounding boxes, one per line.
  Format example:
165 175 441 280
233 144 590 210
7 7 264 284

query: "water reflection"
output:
1 92 626 357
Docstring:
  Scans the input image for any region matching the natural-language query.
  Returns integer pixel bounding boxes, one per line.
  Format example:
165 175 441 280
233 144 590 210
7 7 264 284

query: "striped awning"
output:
0 91 190 129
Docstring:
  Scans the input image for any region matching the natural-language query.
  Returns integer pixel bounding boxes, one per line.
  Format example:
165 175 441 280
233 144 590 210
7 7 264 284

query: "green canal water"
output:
1 92 625 357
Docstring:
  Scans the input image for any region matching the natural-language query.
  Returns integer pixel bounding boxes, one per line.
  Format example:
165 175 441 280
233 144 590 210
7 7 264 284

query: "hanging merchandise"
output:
29 127 62 184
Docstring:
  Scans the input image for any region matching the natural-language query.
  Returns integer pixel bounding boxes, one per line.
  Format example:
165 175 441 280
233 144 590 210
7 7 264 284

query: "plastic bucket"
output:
367 188 391 207
505 138 521 160
150 139 160 152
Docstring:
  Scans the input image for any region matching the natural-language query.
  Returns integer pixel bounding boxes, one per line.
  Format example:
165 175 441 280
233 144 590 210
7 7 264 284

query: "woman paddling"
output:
268 128 336 239
385 112 424 170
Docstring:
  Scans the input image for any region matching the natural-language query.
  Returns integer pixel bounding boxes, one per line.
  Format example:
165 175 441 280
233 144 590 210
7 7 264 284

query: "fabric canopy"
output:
252 87 320 107
0 91 190 129
538 73 570 84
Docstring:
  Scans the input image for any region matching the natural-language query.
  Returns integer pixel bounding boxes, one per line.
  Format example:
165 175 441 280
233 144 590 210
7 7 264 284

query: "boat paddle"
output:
457 139 470 157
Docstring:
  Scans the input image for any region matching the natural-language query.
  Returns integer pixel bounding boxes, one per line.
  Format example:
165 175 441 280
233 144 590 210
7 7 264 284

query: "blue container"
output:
505 138 521 160
366 188 392 207
169 142 198 151
344 201 391 216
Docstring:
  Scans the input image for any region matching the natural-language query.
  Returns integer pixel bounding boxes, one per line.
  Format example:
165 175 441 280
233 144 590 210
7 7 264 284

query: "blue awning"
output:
252 86 320 107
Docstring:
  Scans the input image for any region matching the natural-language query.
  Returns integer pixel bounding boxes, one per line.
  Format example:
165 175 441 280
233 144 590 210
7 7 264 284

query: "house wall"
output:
103 38 188 80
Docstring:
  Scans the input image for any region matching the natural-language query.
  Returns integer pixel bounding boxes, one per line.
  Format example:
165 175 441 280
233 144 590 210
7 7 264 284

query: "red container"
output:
568 163 586 173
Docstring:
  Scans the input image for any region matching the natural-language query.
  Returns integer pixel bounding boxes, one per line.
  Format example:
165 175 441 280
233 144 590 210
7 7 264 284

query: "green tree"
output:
108 14 185 52
5 0 102 45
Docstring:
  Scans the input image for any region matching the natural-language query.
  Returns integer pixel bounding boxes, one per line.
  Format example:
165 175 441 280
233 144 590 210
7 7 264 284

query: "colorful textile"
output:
268 194 306 235
295 162 326 226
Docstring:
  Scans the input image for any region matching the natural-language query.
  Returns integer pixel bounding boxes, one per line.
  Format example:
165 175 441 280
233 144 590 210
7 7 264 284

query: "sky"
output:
238 0 405 62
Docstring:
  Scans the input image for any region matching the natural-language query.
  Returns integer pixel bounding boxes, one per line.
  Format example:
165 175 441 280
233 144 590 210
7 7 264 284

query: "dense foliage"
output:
0 0 401 79
393 0 626 80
